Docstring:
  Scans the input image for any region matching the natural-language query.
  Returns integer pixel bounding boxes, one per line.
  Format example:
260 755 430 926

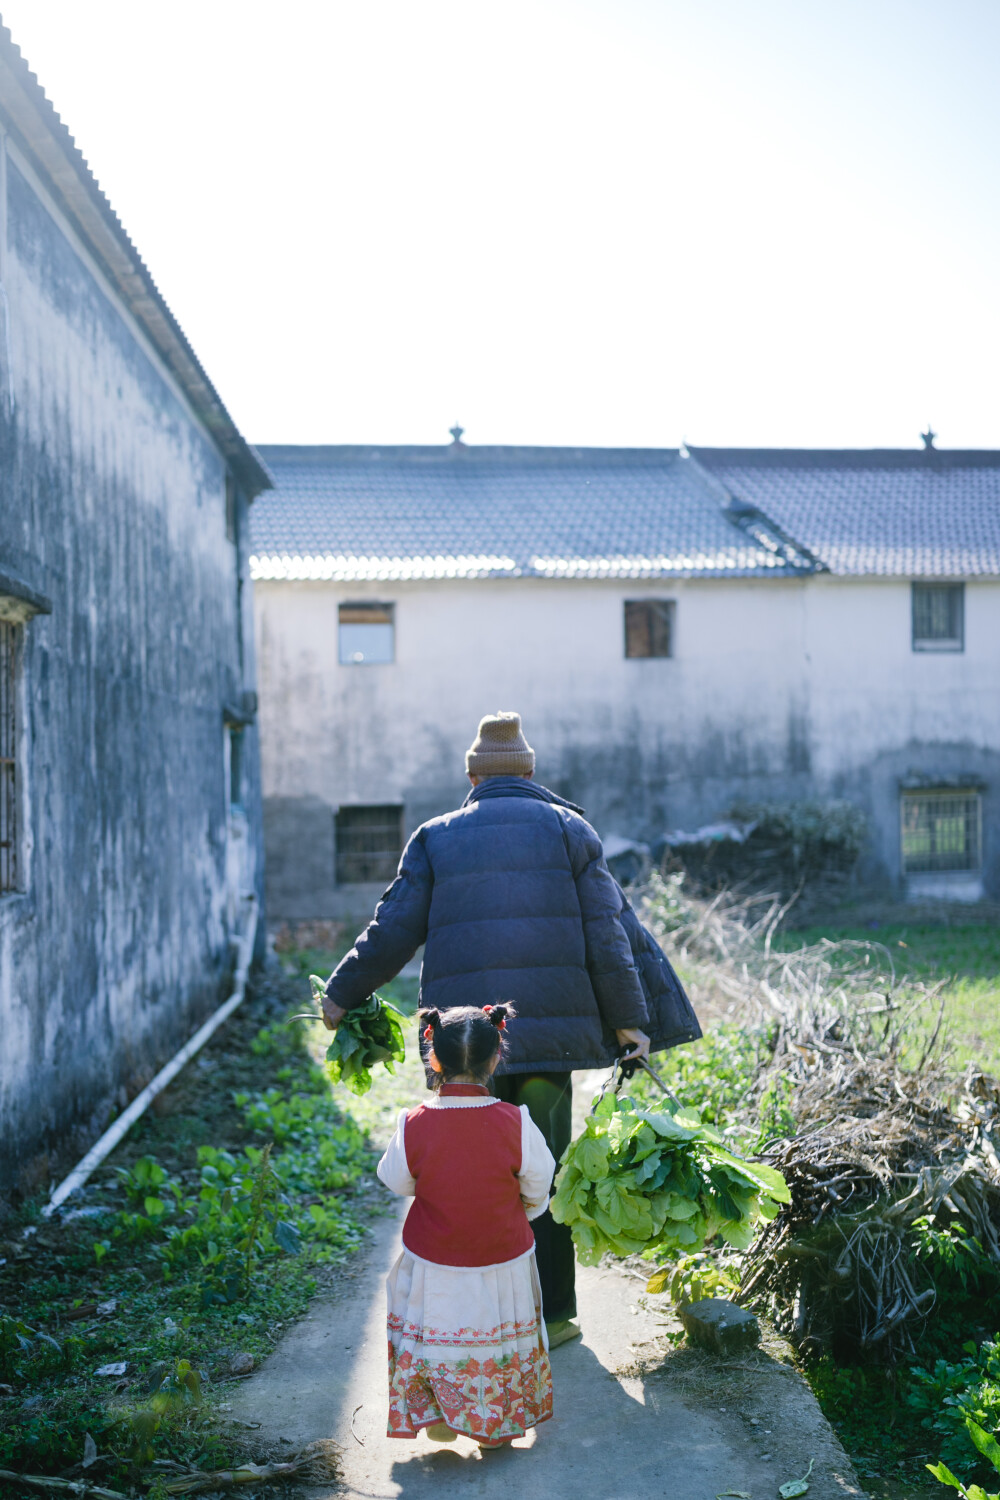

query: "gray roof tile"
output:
249 445 810 581
688 448 1000 577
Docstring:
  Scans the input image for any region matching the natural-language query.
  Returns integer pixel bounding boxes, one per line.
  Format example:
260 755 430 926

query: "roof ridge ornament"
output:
920 425 937 450
449 424 465 446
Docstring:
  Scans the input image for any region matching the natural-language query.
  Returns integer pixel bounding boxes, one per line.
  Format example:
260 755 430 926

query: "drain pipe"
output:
43 895 259 1218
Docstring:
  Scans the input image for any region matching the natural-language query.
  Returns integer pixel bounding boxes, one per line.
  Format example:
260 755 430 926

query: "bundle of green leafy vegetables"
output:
309 976 406 1096
550 1090 790 1265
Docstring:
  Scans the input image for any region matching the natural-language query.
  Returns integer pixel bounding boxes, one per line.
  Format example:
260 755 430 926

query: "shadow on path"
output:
229 1194 862 1499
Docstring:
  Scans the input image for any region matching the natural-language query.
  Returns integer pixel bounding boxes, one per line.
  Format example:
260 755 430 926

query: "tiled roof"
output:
248 446 812 581
687 448 1000 577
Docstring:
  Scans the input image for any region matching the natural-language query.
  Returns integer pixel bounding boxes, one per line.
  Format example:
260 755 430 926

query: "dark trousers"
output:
493 1070 576 1324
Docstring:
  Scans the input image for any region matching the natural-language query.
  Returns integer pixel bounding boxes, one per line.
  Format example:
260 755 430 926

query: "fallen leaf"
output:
779 1458 815 1498
97 1299 118 1316
95 1361 128 1377
66 1302 98 1322
83 1432 98 1468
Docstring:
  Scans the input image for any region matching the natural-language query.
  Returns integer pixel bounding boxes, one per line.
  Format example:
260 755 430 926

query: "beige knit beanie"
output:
465 711 536 778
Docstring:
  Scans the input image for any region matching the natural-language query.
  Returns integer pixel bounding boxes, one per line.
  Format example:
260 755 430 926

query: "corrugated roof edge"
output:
0 24 271 499
687 445 1000 469
255 443 683 465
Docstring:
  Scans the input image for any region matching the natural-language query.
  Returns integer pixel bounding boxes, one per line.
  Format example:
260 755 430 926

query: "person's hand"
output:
616 1027 651 1062
322 997 346 1031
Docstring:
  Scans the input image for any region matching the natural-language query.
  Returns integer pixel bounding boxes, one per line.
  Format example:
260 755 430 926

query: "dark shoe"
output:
545 1318 583 1348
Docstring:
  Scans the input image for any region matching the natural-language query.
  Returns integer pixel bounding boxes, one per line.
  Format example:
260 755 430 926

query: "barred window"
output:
339 602 394 665
624 600 674 659
335 804 403 884
901 790 981 874
912 583 964 651
1 621 17 892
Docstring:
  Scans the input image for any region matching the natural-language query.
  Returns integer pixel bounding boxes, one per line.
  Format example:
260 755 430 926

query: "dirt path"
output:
229 1196 864 1499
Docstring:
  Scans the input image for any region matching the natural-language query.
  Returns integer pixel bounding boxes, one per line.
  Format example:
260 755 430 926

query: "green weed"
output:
0 971 374 1485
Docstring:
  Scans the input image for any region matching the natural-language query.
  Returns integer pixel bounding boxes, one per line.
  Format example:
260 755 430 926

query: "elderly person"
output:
323 711 700 1346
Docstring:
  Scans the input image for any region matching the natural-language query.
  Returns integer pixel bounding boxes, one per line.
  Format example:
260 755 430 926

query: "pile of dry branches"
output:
639 875 1000 1360
741 1067 1000 1358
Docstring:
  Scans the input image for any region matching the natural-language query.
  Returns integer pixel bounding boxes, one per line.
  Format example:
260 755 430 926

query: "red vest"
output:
402 1087 534 1267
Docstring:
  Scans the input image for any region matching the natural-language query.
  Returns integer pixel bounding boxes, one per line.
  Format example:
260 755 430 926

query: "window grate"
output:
624 600 674 659
0 622 17 892
901 791 981 873
912 583 964 651
335 804 403 884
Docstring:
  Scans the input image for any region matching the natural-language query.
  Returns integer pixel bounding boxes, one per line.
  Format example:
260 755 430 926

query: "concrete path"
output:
228 1203 863 1500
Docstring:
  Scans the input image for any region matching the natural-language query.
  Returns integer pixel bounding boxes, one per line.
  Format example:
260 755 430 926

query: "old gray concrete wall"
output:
0 142 263 1205
253 570 1000 922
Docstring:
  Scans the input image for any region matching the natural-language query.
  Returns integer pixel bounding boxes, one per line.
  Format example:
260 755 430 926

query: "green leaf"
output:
925 1463 972 1495
778 1460 814 1498
319 993 406 1094
966 1419 1000 1478
274 1220 302 1255
638 1109 700 1141
576 1136 610 1181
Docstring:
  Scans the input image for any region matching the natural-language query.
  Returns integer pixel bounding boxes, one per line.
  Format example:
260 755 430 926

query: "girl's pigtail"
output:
420 1007 440 1042
486 1003 513 1030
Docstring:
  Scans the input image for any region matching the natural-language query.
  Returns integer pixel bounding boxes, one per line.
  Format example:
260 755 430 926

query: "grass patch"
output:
772 922 1000 1076
638 879 1000 1494
0 962 386 1490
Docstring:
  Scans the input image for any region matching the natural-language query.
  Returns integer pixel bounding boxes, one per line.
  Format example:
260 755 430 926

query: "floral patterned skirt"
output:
385 1244 553 1444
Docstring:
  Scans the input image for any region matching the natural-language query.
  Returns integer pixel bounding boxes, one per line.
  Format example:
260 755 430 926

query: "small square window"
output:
336 804 404 884
624 600 674 659
339 602 395 665
912 583 963 652
0 621 17 892
901 790 981 873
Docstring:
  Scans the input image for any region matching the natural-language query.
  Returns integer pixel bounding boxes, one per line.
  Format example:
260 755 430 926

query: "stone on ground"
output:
679 1297 761 1356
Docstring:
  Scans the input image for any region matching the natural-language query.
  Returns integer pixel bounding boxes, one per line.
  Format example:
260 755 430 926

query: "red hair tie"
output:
423 1025 434 1040
497 1019 506 1030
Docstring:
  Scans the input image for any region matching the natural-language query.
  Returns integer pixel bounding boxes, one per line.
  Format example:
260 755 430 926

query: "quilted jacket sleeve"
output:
562 811 649 1032
325 831 433 1012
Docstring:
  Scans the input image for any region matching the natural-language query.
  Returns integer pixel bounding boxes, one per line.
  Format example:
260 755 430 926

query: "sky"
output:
1 0 998 450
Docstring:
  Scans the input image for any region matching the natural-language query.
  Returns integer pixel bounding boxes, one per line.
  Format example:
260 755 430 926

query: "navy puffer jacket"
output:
325 778 700 1073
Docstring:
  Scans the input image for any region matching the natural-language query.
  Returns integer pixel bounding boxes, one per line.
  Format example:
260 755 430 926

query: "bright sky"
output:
2 0 998 450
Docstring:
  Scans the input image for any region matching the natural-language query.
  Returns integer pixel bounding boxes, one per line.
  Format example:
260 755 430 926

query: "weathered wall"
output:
803 575 1000 892
254 568 999 917
0 142 263 1203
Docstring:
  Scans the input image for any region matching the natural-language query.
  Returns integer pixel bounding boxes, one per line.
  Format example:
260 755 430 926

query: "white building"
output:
249 437 1000 918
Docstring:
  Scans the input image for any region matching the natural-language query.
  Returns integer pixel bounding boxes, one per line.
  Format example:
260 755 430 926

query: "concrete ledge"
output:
0 567 52 622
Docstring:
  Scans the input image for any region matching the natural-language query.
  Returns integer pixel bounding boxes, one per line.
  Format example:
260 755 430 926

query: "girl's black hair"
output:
418 1003 515 1088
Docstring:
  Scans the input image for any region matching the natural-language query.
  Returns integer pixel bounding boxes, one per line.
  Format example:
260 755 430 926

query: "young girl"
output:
376 1003 556 1448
